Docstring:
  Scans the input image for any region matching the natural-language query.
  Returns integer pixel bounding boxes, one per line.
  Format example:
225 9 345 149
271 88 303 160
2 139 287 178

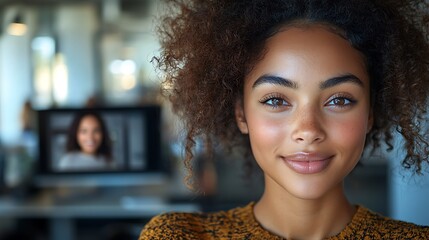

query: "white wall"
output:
0 4 99 144
55 4 98 107
0 8 33 145
387 134 429 225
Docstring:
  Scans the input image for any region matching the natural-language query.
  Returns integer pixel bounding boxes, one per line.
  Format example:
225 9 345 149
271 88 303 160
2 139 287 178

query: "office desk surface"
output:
0 193 200 219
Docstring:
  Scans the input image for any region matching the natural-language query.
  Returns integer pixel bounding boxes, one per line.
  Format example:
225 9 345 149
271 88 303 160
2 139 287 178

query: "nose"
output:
291 106 326 145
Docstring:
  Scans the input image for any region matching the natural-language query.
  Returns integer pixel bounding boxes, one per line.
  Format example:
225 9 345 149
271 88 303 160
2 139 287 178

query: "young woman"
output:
140 0 429 239
58 112 114 171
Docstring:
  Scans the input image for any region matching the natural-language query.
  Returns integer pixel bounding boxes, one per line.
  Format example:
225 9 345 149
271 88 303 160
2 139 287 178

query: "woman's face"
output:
236 26 373 200
77 115 103 155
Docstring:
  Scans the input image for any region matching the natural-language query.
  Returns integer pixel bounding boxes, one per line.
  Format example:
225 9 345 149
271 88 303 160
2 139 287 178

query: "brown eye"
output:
334 98 346 105
326 96 356 108
272 98 283 106
263 98 289 108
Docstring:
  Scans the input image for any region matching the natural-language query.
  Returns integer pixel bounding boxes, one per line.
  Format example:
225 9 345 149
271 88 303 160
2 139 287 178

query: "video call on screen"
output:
47 111 147 172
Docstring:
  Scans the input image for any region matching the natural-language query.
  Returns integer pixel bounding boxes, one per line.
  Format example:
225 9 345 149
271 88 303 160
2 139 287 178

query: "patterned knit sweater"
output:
140 202 429 239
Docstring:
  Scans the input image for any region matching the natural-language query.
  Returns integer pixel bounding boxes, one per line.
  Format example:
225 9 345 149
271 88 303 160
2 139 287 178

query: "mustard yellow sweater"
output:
140 202 429 239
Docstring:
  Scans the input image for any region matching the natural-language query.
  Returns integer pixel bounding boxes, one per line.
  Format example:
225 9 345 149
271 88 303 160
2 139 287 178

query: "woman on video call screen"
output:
58 112 115 171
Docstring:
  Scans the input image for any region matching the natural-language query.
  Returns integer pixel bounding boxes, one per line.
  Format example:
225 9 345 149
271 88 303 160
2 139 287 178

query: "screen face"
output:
37 106 162 175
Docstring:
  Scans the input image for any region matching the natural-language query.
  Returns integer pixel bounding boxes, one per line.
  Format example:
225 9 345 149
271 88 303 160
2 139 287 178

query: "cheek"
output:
77 133 84 142
246 113 286 152
329 115 368 151
95 133 103 142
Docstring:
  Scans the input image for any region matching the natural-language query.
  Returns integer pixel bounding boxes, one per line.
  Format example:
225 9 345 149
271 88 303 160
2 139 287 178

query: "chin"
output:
83 150 96 155
281 178 340 200
291 189 329 200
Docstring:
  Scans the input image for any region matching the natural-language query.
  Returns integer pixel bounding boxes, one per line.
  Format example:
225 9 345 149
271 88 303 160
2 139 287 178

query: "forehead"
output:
79 115 100 126
246 25 368 86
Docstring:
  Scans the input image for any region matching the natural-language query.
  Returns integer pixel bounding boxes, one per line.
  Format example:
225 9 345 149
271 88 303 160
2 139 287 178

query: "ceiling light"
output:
8 13 27 36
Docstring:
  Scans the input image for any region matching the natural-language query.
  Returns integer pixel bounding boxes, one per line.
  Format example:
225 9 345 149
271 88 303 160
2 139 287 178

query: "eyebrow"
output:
252 73 363 89
252 75 298 89
319 74 364 89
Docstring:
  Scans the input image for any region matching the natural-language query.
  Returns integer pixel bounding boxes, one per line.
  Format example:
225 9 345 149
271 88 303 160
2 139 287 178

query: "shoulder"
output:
58 153 77 168
58 152 100 170
139 203 257 240
139 213 208 240
343 206 429 239
61 152 81 160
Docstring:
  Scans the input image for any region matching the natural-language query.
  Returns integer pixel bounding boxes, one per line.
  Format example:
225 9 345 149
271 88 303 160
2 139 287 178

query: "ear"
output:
235 98 249 134
367 108 374 133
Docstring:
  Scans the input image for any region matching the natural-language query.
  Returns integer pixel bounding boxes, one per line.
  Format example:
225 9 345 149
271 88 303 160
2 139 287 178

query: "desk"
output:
0 192 200 240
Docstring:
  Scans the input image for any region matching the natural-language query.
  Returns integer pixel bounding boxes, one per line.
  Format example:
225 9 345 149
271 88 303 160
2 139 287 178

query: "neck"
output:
254 177 355 240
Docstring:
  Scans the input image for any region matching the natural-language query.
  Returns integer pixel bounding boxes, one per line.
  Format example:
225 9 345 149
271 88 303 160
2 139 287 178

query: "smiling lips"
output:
282 152 333 174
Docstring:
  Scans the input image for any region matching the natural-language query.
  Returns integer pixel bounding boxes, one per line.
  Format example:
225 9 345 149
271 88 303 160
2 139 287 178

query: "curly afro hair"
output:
156 0 429 184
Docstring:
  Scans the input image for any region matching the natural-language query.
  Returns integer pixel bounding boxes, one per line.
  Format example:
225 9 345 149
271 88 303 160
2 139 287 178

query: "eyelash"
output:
259 94 290 109
325 94 357 108
259 93 357 110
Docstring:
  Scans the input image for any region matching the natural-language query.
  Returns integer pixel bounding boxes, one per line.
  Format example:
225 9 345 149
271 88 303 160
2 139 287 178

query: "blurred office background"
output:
0 0 427 239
